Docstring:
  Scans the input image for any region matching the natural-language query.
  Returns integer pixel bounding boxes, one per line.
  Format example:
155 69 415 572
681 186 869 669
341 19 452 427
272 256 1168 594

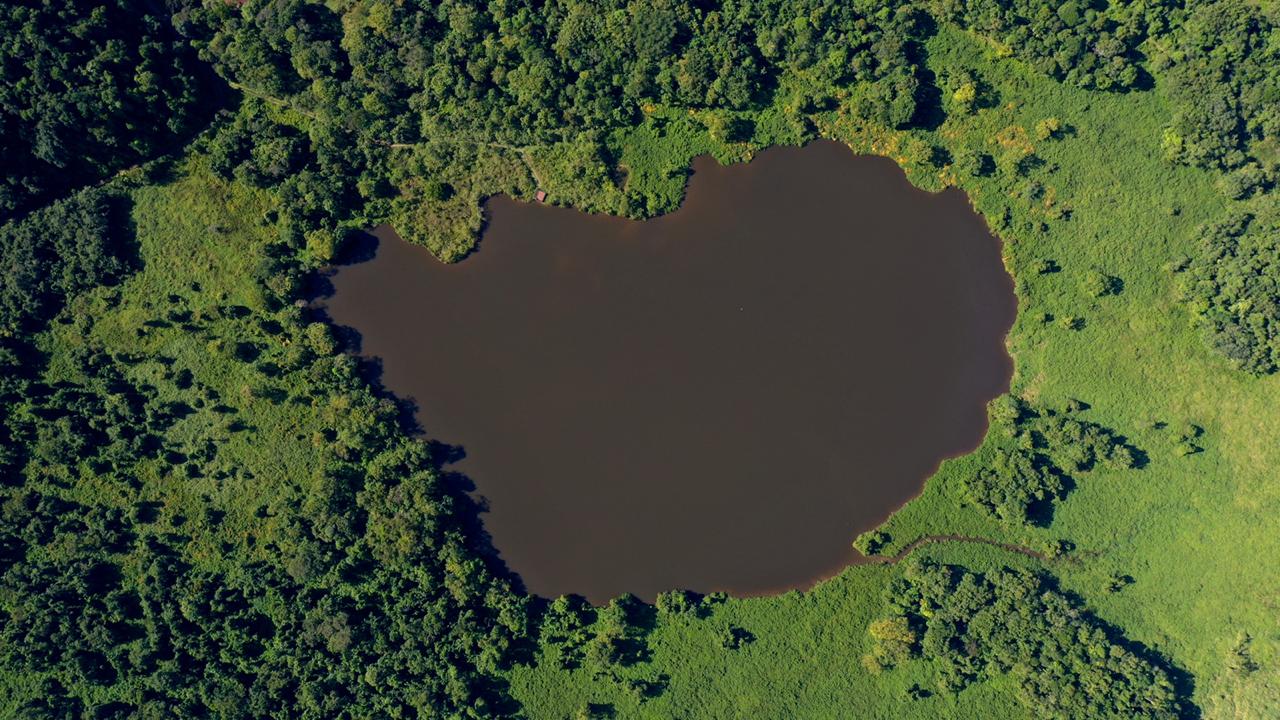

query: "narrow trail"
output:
871 535 1048 564
231 82 540 151
228 82 558 189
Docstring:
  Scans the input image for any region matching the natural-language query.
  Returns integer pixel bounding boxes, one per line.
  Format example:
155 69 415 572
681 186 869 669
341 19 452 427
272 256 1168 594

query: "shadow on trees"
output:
1042 573 1201 719
906 14 945 132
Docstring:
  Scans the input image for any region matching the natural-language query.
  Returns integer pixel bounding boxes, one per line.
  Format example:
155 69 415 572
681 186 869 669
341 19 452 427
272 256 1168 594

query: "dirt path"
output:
872 535 1048 564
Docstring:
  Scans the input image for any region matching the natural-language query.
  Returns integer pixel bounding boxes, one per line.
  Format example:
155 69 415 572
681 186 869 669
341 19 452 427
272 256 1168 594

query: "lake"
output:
321 140 1015 603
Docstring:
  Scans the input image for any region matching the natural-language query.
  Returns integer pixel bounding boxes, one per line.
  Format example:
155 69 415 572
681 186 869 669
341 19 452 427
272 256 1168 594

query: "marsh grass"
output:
504 25 1280 717
10 21 1276 719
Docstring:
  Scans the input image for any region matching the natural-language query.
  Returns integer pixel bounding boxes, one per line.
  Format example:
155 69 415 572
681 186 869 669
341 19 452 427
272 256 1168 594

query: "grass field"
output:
32 160 325 578
502 25 1280 718
10 19 1275 720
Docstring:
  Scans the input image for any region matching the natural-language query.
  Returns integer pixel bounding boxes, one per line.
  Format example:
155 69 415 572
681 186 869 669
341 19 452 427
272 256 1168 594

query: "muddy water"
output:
322 140 1015 603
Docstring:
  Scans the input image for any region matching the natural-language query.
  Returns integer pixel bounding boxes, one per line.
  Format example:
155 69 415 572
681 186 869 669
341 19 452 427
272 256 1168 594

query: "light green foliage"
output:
6 1 1280 718
1034 117 1062 141
0 168 529 716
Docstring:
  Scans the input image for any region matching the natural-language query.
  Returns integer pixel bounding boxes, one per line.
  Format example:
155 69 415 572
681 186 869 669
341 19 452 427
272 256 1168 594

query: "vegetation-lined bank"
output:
3 0 1279 717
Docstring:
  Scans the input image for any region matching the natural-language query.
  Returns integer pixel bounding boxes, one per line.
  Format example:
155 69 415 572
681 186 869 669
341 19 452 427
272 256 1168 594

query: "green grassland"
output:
4 5 1278 719
40 164 320 571
502 25 1279 718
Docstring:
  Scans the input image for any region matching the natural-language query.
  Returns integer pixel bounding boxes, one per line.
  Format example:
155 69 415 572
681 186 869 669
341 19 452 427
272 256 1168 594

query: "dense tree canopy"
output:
5 0 1274 715
191 0 923 144
0 189 132 337
0 230 530 716
1157 1 1280 171
170 0 929 255
0 0 208 221
865 559 1184 719
1181 212 1280 374
933 0 1177 91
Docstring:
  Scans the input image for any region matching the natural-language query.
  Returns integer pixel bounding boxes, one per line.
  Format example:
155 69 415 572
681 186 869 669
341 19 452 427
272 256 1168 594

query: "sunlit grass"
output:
505 25 1280 717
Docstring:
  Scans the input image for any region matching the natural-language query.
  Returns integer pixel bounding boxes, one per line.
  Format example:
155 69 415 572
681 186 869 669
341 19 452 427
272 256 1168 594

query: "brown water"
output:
321 140 1015 603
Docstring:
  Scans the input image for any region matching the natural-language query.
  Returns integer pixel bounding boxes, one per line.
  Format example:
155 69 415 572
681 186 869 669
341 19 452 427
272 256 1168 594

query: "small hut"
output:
535 190 547 203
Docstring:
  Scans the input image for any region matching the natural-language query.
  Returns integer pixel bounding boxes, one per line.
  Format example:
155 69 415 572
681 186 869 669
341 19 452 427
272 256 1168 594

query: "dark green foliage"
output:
195 0 922 147
955 148 994 177
0 244 531 717
654 589 698 615
0 0 207 221
0 378 531 717
704 114 754 144
1039 415 1139 472
1216 164 1272 200
202 103 384 233
207 105 307 189
1181 212 1280 374
176 0 926 253
853 529 891 556
538 593 663 701
0 189 131 336
967 447 1064 524
720 625 754 650
2 1 1269 716
964 397 1139 524
1081 268 1123 297
867 559 1185 719
1154 4 1280 374
1157 1 1280 171
934 0 1173 91
542 595 598 670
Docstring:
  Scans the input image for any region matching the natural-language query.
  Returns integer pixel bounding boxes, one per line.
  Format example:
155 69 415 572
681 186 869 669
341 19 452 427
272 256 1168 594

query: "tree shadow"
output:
614 595 659 666
105 193 142 276
721 625 755 650
1117 433 1149 470
909 65 945 132
1040 573 1201 718
1026 469 1074 529
582 702 617 719
906 13 945 132
302 229 380 304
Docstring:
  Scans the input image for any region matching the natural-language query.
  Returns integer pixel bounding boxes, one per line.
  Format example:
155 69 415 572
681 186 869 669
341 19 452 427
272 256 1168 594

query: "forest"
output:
0 0 208 222
3 0 1280 717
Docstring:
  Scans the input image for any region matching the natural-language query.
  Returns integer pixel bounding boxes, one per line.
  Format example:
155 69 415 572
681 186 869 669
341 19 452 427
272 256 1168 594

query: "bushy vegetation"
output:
1133 2 1280 375
1179 212 1280 374
932 0 1176 91
0 189 132 337
5 0 1280 717
963 396 1139 524
864 558 1183 719
1156 1 1280 173
175 0 926 256
0 0 207 221
0 170 528 716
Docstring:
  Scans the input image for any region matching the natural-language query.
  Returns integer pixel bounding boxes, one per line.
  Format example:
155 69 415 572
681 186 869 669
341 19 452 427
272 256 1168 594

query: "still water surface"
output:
323 141 1015 603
